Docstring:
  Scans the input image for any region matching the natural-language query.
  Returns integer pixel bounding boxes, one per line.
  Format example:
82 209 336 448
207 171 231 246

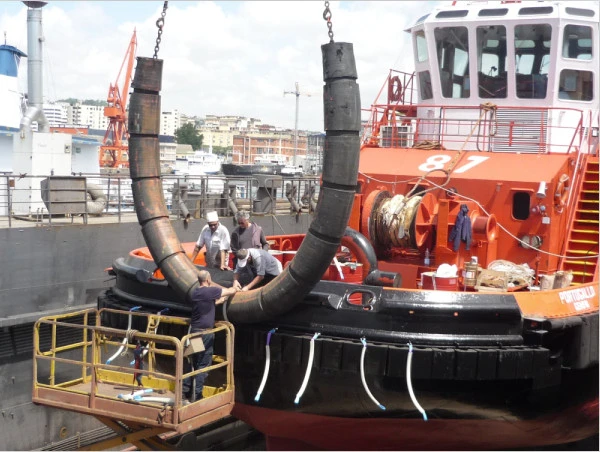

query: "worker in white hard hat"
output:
190 211 231 270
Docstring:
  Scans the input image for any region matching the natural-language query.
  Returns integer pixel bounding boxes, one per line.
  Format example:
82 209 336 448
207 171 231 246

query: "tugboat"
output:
221 154 286 176
101 1 598 450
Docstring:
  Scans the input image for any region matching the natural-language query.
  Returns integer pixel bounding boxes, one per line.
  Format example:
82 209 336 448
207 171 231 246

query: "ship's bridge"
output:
402 1 599 154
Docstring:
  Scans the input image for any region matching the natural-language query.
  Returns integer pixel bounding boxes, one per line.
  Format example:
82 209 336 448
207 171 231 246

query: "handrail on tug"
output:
128 43 361 323
32 308 235 449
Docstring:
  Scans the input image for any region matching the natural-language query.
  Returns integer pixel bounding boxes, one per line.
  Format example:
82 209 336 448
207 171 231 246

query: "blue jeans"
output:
182 332 214 401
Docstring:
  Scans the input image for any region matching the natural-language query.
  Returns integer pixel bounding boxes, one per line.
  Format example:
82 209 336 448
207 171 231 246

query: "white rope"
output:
255 328 277 402
294 332 320 404
333 257 344 280
406 342 428 421
106 306 141 364
425 179 600 260
360 338 386 410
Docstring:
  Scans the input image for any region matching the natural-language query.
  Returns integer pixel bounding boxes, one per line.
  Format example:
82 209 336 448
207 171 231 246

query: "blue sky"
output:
1 1 441 131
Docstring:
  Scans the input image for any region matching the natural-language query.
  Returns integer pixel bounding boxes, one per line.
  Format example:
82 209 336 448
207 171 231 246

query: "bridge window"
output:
479 8 508 17
558 70 594 101
518 6 553 15
435 26 470 99
562 25 592 60
436 10 468 19
514 24 552 99
512 192 530 220
477 26 507 98
565 7 595 18
418 71 433 100
415 30 428 62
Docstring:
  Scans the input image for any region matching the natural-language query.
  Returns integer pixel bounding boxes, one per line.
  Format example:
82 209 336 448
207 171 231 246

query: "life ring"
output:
554 174 569 208
280 238 293 251
388 75 402 103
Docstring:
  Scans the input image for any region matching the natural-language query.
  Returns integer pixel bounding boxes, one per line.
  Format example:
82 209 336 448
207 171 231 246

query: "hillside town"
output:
43 101 325 174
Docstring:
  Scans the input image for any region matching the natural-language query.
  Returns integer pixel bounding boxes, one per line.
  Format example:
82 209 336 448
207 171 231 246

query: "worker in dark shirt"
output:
230 211 269 286
182 270 238 402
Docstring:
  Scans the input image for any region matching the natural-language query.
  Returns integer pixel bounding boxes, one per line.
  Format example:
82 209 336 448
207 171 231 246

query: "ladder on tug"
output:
32 308 235 450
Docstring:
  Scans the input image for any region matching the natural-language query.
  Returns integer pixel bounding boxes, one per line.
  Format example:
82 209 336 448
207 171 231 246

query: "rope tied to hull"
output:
406 342 428 421
294 332 320 404
255 328 277 402
360 337 386 410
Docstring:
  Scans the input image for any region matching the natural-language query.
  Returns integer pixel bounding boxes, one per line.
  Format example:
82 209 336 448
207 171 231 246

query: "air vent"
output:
492 109 548 153
380 125 414 148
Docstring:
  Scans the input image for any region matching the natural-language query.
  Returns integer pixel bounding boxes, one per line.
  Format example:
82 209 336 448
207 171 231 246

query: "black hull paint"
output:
98 254 600 450
221 163 285 176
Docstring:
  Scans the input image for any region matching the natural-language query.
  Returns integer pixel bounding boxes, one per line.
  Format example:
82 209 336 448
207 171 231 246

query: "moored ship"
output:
97 1 599 450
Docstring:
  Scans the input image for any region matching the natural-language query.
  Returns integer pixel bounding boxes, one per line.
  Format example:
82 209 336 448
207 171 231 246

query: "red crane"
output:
100 30 137 168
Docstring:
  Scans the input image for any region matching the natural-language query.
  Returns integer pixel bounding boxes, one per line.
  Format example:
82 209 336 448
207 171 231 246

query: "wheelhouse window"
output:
562 25 592 60
477 26 507 98
415 30 428 62
565 7 595 18
514 24 552 99
435 26 470 98
559 70 594 101
418 71 433 100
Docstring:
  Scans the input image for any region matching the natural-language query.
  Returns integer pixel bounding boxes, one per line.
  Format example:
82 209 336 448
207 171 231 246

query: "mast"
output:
284 81 301 166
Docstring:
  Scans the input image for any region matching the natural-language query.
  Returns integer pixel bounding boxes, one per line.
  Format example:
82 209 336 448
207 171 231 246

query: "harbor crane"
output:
100 30 137 168
284 82 313 166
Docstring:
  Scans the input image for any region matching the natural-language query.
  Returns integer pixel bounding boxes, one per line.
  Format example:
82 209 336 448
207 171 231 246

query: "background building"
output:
232 130 308 166
38 101 324 173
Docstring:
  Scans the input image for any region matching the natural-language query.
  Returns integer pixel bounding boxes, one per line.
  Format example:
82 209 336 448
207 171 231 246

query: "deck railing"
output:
0 172 320 228
362 103 591 155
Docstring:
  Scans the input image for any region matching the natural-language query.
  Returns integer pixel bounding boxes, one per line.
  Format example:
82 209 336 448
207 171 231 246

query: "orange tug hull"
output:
102 1 599 448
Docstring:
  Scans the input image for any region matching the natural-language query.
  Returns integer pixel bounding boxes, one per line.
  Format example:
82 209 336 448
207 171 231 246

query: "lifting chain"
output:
323 1 334 43
153 1 169 59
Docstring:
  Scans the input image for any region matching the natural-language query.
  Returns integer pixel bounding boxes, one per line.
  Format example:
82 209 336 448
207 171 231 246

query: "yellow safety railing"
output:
33 307 235 431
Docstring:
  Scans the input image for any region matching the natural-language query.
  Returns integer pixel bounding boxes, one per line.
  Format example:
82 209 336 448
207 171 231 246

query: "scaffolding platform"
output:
33 308 235 450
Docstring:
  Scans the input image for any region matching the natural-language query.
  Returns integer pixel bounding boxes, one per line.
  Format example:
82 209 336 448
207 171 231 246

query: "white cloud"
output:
2 1 442 132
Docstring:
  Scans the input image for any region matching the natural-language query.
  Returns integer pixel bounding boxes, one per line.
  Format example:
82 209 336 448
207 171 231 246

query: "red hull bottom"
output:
232 399 599 450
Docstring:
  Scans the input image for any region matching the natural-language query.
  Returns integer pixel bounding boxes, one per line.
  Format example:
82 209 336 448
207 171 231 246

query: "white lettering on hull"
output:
558 286 596 311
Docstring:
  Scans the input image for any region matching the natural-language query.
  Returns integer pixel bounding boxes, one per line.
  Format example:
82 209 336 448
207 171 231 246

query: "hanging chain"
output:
323 1 334 43
153 1 169 59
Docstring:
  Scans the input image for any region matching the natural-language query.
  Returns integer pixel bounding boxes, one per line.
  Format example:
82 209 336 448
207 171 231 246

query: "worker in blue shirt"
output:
182 270 238 402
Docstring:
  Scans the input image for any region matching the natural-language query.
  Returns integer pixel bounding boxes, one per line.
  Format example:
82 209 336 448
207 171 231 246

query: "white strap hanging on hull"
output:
294 332 320 404
407 342 428 421
255 328 277 402
360 337 386 410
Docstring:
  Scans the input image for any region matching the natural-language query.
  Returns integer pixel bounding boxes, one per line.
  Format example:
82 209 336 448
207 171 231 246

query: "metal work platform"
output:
33 308 235 450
